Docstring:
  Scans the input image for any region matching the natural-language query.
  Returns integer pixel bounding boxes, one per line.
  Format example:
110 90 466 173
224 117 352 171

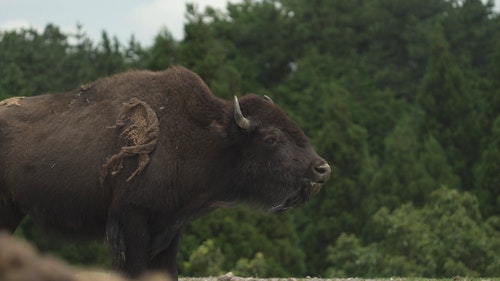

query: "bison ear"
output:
210 121 235 148
209 120 242 147
210 121 227 140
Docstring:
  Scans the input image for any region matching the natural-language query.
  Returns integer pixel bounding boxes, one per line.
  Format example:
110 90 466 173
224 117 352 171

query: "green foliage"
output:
474 116 500 217
234 252 267 277
213 0 297 89
14 218 110 268
327 187 500 277
180 208 305 277
0 24 142 98
178 4 241 98
370 112 460 210
146 28 178 70
417 24 482 190
2 0 500 277
182 239 226 277
0 63 34 99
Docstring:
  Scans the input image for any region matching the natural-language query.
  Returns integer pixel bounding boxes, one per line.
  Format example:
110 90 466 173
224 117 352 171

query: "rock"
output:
0 232 77 281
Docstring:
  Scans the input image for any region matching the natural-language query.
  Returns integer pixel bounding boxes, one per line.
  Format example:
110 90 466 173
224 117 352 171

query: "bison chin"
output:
266 180 324 213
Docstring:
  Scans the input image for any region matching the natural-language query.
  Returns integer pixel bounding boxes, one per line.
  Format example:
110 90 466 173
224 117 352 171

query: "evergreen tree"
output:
369 111 460 211
213 0 295 90
473 40 500 217
179 4 241 98
64 23 98 84
0 26 69 94
0 63 34 99
474 117 500 217
444 0 498 71
146 28 178 71
93 31 126 77
417 25 481 191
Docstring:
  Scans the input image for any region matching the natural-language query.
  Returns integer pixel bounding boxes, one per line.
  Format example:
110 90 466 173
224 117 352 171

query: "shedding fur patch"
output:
79 83 92 94
0 96 25 107
100 97 160 184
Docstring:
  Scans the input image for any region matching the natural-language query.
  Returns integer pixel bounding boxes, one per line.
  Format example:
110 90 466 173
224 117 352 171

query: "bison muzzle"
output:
0 66 331 279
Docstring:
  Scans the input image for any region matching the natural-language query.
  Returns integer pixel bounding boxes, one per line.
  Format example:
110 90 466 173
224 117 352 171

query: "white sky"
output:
0 0 499 47
0 0 241 46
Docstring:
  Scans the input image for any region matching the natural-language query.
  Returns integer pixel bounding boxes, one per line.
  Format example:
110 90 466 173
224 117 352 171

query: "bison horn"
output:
233 96 251 130
264 95 274 104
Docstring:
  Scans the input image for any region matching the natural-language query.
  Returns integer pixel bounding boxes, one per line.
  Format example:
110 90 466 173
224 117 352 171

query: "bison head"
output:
220 94 331 213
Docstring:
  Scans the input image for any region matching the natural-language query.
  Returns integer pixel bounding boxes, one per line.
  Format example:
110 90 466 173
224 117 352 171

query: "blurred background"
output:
1 0 499 278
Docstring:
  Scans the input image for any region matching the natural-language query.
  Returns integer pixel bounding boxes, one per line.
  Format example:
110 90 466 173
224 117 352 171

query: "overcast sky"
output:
0 0 241 46
1 0 499 47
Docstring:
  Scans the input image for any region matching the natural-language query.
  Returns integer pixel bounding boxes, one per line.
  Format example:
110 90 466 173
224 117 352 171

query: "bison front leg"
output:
0 199 25 233
106 207 150 278
148 232 181 280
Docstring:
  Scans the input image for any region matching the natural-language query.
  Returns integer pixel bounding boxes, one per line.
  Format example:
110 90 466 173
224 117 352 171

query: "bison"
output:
0 66 331 279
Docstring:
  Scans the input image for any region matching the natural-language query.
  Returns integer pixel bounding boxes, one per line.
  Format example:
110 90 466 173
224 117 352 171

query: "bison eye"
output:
263 136 277 146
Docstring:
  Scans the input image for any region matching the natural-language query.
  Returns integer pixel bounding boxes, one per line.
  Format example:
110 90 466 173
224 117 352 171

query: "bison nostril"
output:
314 163 331 177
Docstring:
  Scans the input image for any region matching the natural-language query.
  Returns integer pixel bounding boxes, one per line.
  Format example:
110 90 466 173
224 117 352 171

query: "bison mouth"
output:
268 179 325 213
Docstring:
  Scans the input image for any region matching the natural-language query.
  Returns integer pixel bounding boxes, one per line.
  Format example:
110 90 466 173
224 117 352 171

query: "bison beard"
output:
0 66 331 279
269 187 304 213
